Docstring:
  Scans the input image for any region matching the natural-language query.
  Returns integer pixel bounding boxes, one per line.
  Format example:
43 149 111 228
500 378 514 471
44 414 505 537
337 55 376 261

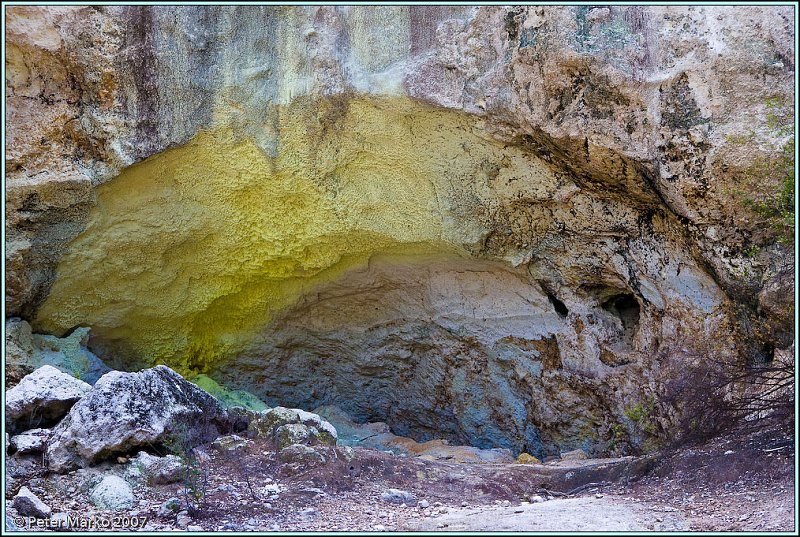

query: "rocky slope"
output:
5 6 795 458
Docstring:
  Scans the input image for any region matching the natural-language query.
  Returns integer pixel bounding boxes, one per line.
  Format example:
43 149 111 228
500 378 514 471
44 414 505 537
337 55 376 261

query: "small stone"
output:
10 428 51 454
739 514 750 522
418 500 430 509
595 493 604 499
515 453 541 464
502 500 511 507
176 515 191 528
89 475 135 511
461 501 468 507
530 495 545 503
157 497 182 518
187 525 204 531
380 488 417 507
514 507 524 513
131 451 184 484
724 450 734 455
373 524 386 531
116 456 128 464
13 486 52 518
560 449 588 461
50 512 70 528
212 434 252 452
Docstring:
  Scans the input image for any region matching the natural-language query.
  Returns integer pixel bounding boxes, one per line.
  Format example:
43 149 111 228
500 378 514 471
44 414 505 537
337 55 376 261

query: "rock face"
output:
5 6 794 457
315 405 514 463
46 365 231 472
6 365 91 434
5 319 111 388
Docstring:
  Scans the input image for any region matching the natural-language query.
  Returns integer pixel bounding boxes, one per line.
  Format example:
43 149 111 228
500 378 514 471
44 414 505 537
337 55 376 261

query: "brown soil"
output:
5 424 795 532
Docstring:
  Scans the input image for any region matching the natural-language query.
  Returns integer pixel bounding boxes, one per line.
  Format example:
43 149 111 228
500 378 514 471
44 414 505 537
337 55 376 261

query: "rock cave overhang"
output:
29 94 733 459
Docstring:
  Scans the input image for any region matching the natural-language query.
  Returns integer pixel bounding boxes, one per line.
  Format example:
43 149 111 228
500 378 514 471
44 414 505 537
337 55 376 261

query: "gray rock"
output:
5 318 35 387
31 328 113 385
6 454 43 496
157 497 182 518
211 434 251 452
89 475 135 511
249 407 337 445
418 500 430 509
130 451 184 485
6 365 91 433
46 365 231 472
274 423 316 449
13 486 52 518
5 320 112 388
560 449 589 461
381 488 418 506
10 428 51 454
278 444 326 466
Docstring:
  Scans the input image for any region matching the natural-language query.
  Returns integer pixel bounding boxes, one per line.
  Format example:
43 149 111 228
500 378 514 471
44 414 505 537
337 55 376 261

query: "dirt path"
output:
403 495 685 532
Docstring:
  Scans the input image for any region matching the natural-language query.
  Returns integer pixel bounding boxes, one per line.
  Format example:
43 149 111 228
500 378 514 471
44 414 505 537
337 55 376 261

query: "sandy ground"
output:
404 496 685 532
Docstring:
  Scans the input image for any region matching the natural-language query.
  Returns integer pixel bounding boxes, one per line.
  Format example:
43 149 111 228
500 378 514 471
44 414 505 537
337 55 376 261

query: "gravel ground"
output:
5 424 795 532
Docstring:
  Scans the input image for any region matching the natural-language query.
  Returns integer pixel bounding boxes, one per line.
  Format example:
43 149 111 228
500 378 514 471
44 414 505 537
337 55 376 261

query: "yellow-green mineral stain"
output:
34 96 543 373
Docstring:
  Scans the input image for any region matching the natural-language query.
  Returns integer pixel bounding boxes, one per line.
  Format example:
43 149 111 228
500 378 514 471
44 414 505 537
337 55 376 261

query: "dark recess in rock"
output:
602 294 641 347
546 292 569 318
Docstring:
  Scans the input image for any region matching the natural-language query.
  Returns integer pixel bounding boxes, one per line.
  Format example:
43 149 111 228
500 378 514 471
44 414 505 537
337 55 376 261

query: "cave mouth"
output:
601 293 641 346
30 93 658 462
